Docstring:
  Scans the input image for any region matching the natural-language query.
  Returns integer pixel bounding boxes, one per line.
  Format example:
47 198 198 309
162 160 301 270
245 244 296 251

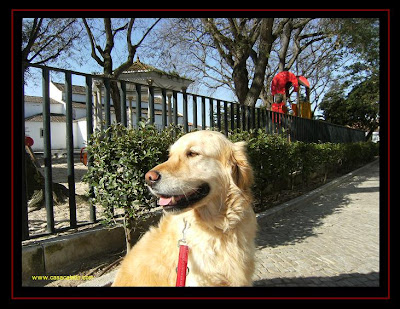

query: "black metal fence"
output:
21 63 365 240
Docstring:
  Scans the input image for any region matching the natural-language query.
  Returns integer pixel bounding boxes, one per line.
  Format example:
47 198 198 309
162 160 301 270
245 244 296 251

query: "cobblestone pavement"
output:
253 160 380 287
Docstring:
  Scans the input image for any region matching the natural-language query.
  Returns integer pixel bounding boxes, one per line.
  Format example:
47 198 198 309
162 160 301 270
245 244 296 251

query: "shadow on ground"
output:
255 161 379 249
254 271 379 287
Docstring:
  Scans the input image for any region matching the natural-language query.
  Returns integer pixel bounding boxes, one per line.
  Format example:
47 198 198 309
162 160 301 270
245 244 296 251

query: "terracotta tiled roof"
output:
25 95 88 109
123 58 188 80
25 113 67 122
52 82 86 94
72 102 86 109
25 95 62 105
123 57 164 73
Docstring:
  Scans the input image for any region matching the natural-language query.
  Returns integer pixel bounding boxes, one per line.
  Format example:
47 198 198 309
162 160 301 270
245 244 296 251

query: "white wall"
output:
51 103 64 114
74 107 86 120
75 120 87 149
25 122 67 151
72 93 86 103
49 83 63 102
25 122 42 152
25 103 42 118
50 123 68 149
25 101 64 118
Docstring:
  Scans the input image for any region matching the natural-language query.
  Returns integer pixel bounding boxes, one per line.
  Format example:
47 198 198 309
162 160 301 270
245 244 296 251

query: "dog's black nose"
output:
145 170 161 186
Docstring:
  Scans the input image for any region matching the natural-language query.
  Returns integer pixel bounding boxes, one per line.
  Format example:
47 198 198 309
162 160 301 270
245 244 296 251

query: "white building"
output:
24 59 194 153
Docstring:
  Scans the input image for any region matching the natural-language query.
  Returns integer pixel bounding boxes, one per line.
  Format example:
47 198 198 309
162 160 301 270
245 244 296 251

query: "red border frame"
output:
11 9 391 301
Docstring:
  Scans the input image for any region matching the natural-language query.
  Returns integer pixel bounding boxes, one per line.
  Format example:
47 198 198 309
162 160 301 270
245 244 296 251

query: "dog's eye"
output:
187 150 199 158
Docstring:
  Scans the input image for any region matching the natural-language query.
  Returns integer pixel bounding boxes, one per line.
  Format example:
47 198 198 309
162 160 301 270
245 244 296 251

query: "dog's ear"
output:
230 141 254 191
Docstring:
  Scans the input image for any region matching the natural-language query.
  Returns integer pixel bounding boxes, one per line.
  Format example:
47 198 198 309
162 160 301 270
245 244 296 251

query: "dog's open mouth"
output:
156 183 210 212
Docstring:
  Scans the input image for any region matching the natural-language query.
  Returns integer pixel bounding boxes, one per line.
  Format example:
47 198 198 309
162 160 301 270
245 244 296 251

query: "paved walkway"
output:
253 159 380 287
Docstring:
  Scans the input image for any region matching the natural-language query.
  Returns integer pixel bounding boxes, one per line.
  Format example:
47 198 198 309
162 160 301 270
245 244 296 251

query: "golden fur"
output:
112 130 257 286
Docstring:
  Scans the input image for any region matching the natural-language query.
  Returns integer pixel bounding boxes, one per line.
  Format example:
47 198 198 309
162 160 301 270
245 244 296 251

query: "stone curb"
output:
79 159 379 287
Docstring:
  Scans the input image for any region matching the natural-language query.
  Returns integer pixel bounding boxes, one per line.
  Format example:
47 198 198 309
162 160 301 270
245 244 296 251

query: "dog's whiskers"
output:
177 183 198 199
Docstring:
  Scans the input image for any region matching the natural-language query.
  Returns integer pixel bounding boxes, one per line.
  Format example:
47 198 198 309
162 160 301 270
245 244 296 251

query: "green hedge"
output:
228 129 378 211
84 124 379 223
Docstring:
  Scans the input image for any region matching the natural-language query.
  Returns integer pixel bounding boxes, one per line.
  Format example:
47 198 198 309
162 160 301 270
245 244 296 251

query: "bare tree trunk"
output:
244 19 274 107
232 60 249 105
110 81 121 123
123 216 134 254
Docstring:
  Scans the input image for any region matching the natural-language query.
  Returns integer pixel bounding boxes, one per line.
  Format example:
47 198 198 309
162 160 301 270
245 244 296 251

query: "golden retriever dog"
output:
112 130 257 286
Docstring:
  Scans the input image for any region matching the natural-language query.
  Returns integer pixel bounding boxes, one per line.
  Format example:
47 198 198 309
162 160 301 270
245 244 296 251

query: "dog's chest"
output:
185 240 218 286
182 227 233 286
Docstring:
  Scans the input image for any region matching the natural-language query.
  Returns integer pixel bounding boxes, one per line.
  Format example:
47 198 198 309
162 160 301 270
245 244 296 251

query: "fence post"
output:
216 100 221 131
135 84 142 127
161 88 167 128
148 86 155 125
42 67 55 234
192 95 198 131
223 101 228 136
201 96 206 130
85 76 96 223
266 110 272 134
120 81 127 127
230 103 235 131
104 79 111 128
65 72 77 228
242 105 246 131
248 105 253 130
173 91 178 126
209 98 214 129
236 104 241 130
183 91 188 132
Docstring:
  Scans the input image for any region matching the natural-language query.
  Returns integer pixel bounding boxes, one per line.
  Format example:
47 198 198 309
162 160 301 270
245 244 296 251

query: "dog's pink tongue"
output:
158 196 173 206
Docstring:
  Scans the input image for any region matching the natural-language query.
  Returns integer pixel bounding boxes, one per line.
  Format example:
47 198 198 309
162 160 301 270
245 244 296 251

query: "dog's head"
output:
145 131 253 220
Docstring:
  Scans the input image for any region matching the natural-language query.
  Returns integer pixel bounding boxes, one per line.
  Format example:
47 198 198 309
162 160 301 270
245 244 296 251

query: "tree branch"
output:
228 18 239 40
82 18 104 67
202 18 235 68
103 18 114 55
113 18 161 78
28 19 77 63
244 18 274 106
134 18 161 48
272 18 290 39
248 18 262 45
112 22 129 38
22 18 43 62
202 18 234 51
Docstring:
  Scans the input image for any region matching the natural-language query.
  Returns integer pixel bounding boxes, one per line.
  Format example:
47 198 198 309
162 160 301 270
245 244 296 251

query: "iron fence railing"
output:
21 63 365 240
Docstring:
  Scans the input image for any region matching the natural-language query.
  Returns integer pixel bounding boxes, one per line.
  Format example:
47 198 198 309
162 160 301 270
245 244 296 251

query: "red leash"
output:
176 244 189 286
176 219 190 287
